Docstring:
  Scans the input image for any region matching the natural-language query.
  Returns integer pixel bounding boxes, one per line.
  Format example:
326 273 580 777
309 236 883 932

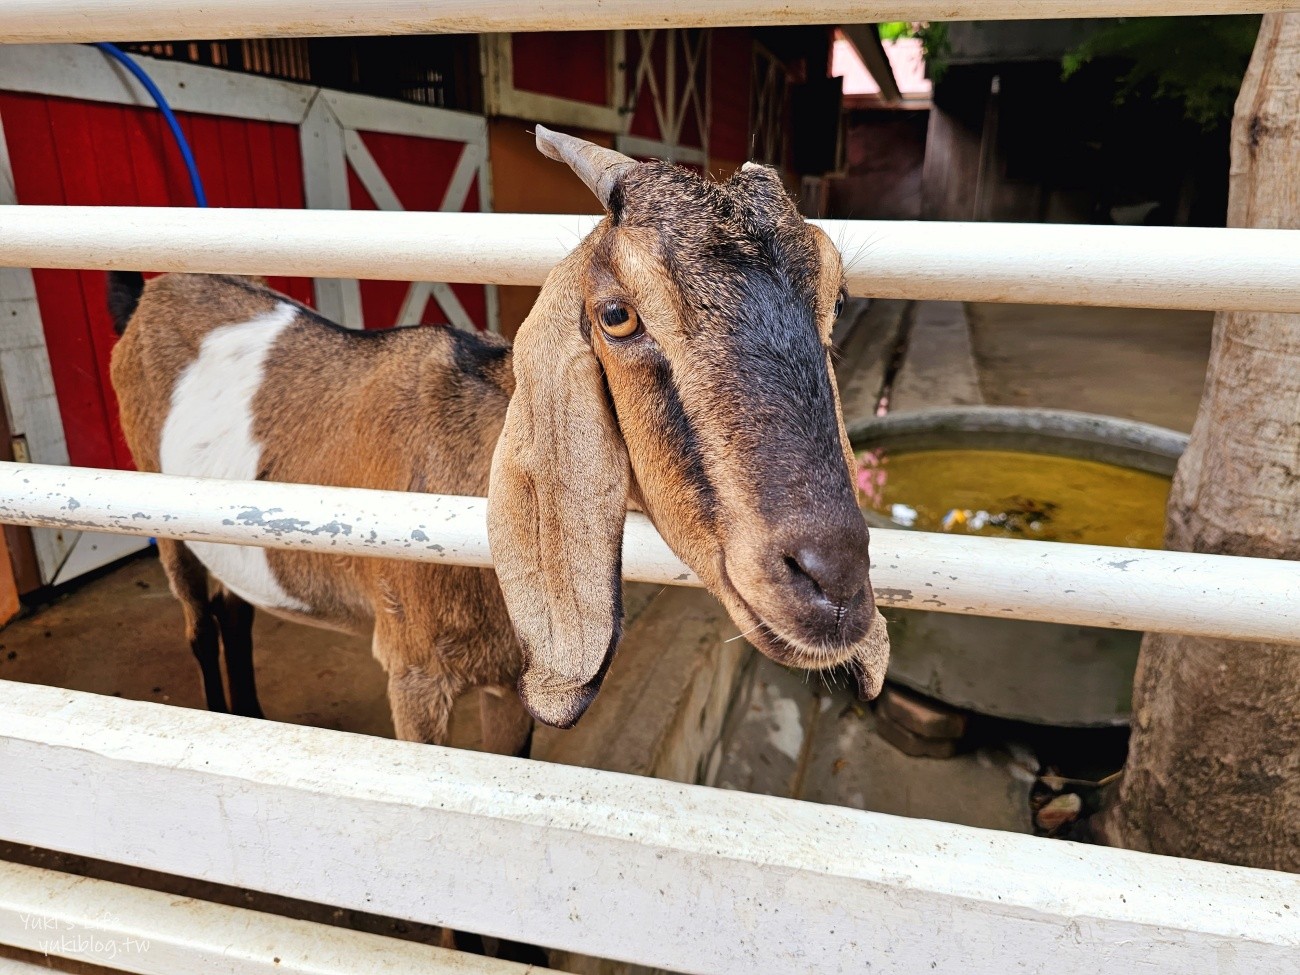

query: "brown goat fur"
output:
110 128 889 747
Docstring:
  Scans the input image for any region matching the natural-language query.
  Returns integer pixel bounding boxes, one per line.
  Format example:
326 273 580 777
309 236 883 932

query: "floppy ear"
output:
487 257 631 729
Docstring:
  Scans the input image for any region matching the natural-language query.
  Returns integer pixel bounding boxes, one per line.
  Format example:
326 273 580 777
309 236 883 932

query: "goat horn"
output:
535 124 637 209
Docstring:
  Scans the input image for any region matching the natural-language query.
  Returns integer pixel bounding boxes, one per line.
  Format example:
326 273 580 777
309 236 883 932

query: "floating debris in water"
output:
855 448 1170 549
890 503 917 527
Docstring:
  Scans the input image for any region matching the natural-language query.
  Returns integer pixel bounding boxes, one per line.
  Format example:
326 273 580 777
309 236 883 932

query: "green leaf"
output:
1060 16 1260 130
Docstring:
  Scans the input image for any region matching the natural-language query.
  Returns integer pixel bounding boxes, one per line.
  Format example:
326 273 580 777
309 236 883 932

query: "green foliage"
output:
915 22 952 82
875 20 950 80
1062 16 1261 129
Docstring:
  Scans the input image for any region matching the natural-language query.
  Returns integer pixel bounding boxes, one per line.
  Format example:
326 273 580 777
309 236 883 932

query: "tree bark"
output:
1103 13 1300 870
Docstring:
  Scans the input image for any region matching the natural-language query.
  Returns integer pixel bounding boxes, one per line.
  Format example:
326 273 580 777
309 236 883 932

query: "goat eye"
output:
833 294 846 319
599 301 640 339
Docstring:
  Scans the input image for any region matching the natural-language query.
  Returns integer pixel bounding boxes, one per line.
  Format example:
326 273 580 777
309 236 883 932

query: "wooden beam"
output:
839 24 902 105
0 680 1297 975
0 1 1288 43
3 206 1300 313
0 859 542 974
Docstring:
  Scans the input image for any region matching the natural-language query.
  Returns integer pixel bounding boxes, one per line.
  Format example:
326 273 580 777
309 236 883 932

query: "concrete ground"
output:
0 554 394 738
967 302 1212 432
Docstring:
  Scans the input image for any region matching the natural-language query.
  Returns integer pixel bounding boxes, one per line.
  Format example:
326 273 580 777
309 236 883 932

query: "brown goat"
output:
109 127 889 754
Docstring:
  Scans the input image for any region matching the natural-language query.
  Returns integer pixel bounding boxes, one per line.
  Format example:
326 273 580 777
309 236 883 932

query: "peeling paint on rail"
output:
3 461 1300 646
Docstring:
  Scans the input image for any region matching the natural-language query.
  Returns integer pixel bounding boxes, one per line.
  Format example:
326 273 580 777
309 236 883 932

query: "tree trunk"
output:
1103 13 1300 870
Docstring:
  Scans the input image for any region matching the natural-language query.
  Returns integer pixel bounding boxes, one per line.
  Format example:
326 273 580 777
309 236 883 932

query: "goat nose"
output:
788 543 869 605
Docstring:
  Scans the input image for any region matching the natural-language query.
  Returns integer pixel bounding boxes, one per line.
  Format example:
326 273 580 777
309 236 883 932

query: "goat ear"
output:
487 261 630 729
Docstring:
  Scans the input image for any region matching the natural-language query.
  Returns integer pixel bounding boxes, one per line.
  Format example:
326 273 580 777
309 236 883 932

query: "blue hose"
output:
93 42 208 208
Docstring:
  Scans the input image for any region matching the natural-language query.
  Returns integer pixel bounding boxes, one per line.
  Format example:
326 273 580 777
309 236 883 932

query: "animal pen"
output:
1 1 1300 972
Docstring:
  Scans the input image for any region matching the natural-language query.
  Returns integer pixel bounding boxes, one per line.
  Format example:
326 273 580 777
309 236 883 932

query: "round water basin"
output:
849 406 1188 727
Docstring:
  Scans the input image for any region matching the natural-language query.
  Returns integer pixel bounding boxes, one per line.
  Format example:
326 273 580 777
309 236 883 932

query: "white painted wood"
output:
300 96 364 328
343 129 403 210
1 679 1297 975
1 1 1287 42
475 125 500 333
396 280 435 326
0 860 544 975
0 43 313 123
324 89 487 144
622 29 710 163
48 531 149 586
0 114 73 583
616 134 707 165
432 145 487 330
4 460 1300 646
343 134 479 330
429 282 476 331
5 205 1300 313
0 958 60 975
439 144 484 214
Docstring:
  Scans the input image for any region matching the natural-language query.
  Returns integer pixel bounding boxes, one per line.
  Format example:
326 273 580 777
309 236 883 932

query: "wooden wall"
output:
488 118 616 337
0 91 313 472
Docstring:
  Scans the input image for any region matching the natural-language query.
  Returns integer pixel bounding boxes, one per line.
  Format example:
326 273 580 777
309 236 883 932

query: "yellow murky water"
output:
855 448 1171 549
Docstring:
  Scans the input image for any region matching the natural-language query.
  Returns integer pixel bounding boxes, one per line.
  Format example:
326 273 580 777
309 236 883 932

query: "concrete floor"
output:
968 302 1213 432
0 554 395 739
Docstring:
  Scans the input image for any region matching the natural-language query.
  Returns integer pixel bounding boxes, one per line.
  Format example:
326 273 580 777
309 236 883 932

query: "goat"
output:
108 126 890 755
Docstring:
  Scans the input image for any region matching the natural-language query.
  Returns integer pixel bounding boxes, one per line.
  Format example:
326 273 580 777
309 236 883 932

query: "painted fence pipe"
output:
2 206 1300 312
2 460 1299 646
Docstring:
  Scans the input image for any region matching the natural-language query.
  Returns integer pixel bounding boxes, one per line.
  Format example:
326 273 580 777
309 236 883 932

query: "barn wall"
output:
0 30 822 583
488 117 616 338
709 28 755 171
511 32 611 107
0 91 312 472
344 129 489 331
0 46 495 587
0 75 495 478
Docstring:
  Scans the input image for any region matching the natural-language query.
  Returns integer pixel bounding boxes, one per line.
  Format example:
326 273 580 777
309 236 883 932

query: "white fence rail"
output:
3 206 1300 312
0 0 1289 42
2 4 1299 974
0 859 531 975
5 460 1300 644
2 679 1298 975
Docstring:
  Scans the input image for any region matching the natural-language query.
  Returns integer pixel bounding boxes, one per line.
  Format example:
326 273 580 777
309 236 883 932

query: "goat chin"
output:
748 611 890 701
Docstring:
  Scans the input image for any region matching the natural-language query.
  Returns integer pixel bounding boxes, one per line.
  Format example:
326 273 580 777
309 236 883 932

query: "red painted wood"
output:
626 32 662 142
122 108 175 207
42 98 121 471
709 29 753 164
624 31 706 152
511 32 609 107
347 131 489 330
267 122 314 306
3 84 492 478
445 174 488 327
0 92 317 470
1 93 117 470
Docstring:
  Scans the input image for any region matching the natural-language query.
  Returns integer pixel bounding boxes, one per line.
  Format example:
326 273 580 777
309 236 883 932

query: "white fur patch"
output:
160 304 309 612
